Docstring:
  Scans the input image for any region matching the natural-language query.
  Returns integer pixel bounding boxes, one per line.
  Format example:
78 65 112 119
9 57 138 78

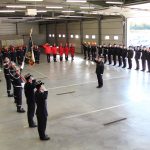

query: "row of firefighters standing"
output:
82 43 150 72
43 43 75 63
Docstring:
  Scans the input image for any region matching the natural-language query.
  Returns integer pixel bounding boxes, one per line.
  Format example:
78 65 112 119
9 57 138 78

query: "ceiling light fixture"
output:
46 6 63 9
0 10 15 13
6 5 26 8
62 10 75 13
106 0 123 5
18 0 43 1
80 6 95 9
66 0 87 3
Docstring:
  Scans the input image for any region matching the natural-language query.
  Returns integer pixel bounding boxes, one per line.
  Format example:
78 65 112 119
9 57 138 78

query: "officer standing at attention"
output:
95 56 104 88
3 57 13 97
35 81 50 141
24 73 37 128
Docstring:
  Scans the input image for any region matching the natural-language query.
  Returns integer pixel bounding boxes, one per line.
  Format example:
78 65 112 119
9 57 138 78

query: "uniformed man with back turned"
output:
24 73 37 128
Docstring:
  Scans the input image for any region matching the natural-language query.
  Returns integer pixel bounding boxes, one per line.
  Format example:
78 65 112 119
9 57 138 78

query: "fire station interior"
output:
1 0 150 149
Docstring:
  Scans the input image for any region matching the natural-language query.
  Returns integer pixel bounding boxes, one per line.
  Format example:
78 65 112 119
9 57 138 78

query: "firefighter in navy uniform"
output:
24 73 37 127
82 42 87 59
134 46 141 70
102 44 108 64
122 45 127 68
12 66 25 113
112 44 117 66
141 46 147 71
3 57 13 97
95 56 104 88
127 46 134 69
35 81 50 141
146 48 150 73
107 44 112 65
118 45 123 67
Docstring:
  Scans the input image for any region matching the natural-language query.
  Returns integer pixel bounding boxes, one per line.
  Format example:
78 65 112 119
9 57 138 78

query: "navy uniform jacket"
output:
35 91 48 117
95 60 104 75
24 80 36 104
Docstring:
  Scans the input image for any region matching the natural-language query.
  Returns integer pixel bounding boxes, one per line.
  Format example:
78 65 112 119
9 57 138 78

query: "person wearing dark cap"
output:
3 57 13 97
24 73 37 128
35 81 50 141
95 56 104 88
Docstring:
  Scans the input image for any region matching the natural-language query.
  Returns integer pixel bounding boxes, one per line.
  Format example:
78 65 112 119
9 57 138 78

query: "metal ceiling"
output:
0 0 150 23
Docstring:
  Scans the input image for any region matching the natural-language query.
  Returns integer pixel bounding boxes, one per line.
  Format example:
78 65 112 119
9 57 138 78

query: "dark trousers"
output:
87 50 91 60
60 56 63 61
141 59 146 70
128 58 132 69
53 54 57 62
46 54 50 63
108 54 112 64
37 116 47 138
122 57 126 68
14 87 22 107
0 57 2 68
113 55 116 65
135 59 139 69
27 103 35 126
65 55 68 61
118 56 122 66
147 60 150 72
5 75 11 94
103 54 107 64
97 74 103 87
83 50 87 59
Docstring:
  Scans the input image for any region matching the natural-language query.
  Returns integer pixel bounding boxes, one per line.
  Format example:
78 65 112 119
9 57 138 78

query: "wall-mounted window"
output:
75 35 79 39
85 35 89 39
49 34 52 37
92 35 96 39
105 35 110 40
58 34 62 38
70 34 74 38
62 34 66 38
114 36 119 40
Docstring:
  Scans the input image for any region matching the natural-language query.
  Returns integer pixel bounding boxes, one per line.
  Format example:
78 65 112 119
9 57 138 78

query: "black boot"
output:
7 91 14 97
17 106 25 113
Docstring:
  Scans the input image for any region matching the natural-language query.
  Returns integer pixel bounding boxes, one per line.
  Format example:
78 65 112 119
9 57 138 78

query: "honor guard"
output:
82 42 87 59
11 66 25 113
24 73 37 127
95 56 104 88
58 43 64 61
141 46 147 71
122 45 127 68
52 43 57 62
107 44 112 65
102 44 108 64
64 43 69 61
3 57 13 97
70 43 75 61
35 81 50 141
127 46 134 69
134 46 141 70
118 45 123 67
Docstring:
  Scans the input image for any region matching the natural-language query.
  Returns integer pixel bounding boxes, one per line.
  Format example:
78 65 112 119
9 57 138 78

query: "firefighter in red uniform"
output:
70 43 75 61
43 43 51 63
64 43 69 61
58 43 64 61
52 43 57 62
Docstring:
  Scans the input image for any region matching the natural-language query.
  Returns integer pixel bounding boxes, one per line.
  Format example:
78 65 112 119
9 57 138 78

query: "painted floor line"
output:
47 76 127 90
63 103 129 119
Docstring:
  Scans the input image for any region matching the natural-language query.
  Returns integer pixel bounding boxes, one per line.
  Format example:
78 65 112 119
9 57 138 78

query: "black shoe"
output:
8 93 14 97
127 68 131 69
147 71 150 73
40 136 50 141
29 124 37 128
122 66 125 68
141 69 145 71
96 85 103 88
17 108 25 113
135 68 139 70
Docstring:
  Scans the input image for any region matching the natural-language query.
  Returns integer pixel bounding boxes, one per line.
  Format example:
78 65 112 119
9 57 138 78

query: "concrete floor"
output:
0 54 150 150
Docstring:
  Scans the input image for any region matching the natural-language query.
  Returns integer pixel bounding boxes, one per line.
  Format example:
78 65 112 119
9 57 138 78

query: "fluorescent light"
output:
6 5 26 8
80 6 95 9
106 1 123 4
18 0 43 1
37 10 47 13
46 6 63 9
105 36 110 40
62 10 75 13
66 0 87 2
0 10 15 13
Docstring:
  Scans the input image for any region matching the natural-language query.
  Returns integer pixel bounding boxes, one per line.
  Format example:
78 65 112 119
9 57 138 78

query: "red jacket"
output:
43 44 52 54
52 46 57 54
58 46 64 56
64 46 69 55
70 46 75 56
